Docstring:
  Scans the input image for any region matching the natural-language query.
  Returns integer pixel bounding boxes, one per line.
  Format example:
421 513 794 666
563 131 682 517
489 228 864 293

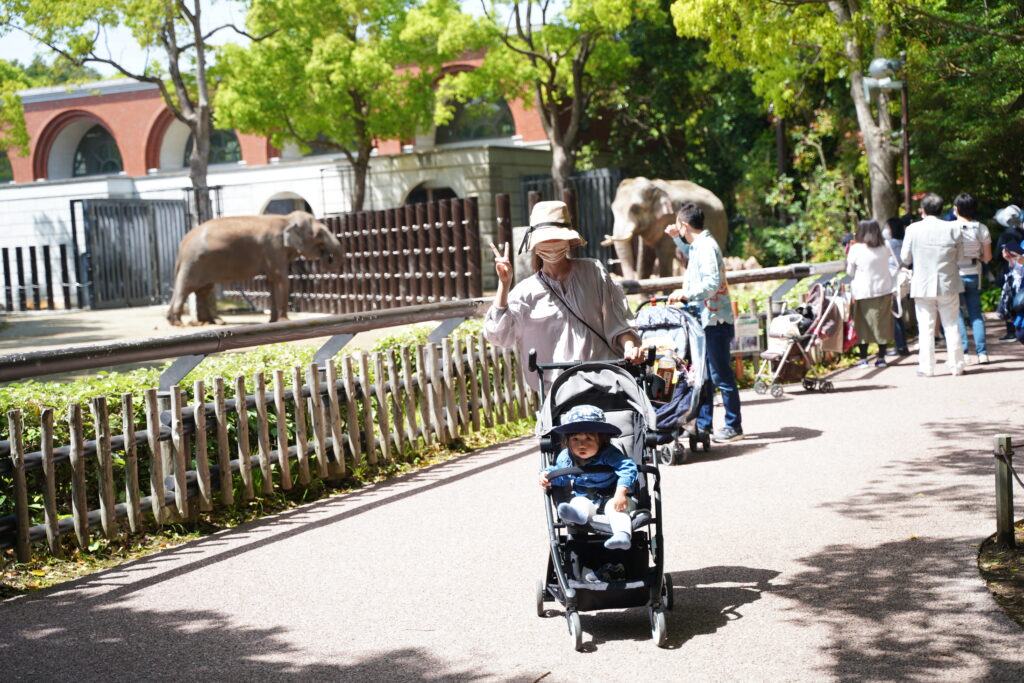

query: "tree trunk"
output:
350 151 370 212
550 143 576 195
830 1 900 223
188 117 214 226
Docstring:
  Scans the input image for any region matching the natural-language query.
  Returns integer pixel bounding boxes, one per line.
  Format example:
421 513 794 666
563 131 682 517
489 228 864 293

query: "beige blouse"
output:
484 258 636 391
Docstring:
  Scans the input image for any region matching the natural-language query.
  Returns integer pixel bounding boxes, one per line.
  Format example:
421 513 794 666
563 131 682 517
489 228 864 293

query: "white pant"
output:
914 293 965 375
563 495 633 537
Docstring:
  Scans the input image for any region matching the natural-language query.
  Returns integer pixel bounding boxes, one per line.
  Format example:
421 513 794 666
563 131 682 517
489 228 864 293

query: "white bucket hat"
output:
519 200 587 253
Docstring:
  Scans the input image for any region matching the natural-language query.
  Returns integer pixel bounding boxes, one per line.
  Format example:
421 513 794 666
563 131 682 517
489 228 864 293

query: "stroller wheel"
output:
673 441 689 464
801 378 816 391
649 607 668 647
701 434 710 452
567 611 583 651
536 579 547 617
662 574 675 611
821 380 835 393
657 445 674 466
753 380 768 395
770 383 784 398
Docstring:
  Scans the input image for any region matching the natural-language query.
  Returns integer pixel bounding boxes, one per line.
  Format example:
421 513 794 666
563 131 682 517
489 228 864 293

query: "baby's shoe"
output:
604 532 631 550
557 502 588 526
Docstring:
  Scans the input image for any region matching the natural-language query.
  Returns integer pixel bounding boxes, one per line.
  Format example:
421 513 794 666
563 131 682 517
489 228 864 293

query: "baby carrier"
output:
753 284 837 397
531 353 672 650
633 297 710 463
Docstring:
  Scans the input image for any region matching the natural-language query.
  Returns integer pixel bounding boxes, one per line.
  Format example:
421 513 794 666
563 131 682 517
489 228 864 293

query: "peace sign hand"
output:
490 242 512 286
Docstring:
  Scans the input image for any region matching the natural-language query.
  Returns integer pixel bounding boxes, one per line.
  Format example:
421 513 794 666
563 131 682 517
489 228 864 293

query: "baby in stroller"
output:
539 404 638 550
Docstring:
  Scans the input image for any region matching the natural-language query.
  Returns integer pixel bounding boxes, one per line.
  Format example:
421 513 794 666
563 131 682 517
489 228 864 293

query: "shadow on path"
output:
779 536 1024 681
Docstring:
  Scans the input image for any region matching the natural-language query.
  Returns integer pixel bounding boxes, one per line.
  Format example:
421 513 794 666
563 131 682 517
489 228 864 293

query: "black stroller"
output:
531 352 672 650
634 297 710 464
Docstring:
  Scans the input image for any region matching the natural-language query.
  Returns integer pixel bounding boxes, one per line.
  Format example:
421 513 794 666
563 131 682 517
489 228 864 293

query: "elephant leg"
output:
656 235 677 279
268 275 290 323
637 240 658 280
194 285 219 324
166 268 192 326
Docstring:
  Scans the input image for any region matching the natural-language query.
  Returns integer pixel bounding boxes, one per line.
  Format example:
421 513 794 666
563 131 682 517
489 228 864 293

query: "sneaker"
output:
897 348 911 357
998 334 1016 343
711 426 744 443
874 358 887 368
951 368 967 376
978 353 990 364
915 370 932 378
854 359 869 367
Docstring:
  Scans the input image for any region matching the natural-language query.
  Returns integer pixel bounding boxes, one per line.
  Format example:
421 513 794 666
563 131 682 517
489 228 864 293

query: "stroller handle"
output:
528 347 656 374
544 466 583 481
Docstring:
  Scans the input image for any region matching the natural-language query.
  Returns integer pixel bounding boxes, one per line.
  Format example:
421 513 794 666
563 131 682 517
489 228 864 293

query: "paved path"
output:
3 323 1024 681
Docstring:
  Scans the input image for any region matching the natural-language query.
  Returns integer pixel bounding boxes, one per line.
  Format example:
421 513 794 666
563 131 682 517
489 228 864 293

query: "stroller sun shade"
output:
536 363 657 437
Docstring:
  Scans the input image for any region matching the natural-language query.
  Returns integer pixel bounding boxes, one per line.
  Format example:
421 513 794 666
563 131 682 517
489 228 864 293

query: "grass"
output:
1 417 535 599
978 520 1024 628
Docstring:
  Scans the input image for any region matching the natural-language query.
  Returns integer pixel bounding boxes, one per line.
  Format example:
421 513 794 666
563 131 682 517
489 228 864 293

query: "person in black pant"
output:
994 205 1024 342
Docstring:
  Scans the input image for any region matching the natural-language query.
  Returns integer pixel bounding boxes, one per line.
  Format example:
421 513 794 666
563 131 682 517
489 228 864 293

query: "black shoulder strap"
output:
538 274 617 354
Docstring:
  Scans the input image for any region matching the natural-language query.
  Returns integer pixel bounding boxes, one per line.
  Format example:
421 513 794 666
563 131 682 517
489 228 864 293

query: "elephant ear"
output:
283 213 318 258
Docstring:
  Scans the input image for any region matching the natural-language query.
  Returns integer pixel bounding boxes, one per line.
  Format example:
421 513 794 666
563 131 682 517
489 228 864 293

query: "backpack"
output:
959 221 984 265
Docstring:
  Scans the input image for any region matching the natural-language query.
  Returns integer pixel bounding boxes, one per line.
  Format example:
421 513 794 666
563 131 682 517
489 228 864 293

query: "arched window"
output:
435 97 515 144
405 183 457 205
72 125 123 177
0 151 11 183
183 129 242 166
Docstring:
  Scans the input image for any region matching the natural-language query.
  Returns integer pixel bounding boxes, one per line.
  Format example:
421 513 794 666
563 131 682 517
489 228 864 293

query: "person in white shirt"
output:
901 193 966 376
846 219 895 367
951 193 992 363
484 201 647 391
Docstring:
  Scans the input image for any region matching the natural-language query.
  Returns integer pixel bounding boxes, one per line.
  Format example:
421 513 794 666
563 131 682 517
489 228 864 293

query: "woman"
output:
484 200 646 390
846 218 895 367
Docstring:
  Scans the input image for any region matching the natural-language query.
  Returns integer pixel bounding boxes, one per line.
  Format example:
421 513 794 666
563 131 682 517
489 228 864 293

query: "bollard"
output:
994 434 1015 547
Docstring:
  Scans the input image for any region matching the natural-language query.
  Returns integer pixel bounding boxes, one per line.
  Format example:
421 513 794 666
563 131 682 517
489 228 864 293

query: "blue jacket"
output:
545 444 638 499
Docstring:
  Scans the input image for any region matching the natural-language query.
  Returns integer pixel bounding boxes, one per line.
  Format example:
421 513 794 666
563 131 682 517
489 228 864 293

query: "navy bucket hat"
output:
551 404 622 436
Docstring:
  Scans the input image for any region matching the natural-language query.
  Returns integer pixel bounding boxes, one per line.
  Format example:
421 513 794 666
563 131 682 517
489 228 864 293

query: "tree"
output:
0 0 269 224
21 54 102 85
896 0 1024 211
582 1 766 216
0 59 30 156
214 0 486 211
445 0 665 189
670 0 943 223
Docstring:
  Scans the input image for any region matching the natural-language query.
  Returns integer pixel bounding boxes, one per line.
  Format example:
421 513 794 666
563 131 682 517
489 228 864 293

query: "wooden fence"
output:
1 244 83 312
225 197 483 315
0 334 534 562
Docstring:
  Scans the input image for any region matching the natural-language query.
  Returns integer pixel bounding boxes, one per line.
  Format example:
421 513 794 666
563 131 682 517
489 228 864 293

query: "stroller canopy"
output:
537 362 658 437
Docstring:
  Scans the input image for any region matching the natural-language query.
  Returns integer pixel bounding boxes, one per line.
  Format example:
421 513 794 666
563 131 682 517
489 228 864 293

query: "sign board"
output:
730 314 763 356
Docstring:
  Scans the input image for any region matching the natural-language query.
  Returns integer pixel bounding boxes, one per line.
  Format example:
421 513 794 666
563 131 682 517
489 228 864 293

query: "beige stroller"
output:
753 285 837 397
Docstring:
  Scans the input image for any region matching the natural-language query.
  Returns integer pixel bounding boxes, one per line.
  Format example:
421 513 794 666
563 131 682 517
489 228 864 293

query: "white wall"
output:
0 144 553 305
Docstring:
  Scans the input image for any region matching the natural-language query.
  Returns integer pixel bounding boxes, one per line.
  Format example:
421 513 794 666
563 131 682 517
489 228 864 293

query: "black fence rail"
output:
225 197 483 314
0 243 84 312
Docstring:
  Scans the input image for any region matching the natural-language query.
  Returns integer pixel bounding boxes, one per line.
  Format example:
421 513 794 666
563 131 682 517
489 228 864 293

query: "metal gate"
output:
520 167 622 262
74 199 189 309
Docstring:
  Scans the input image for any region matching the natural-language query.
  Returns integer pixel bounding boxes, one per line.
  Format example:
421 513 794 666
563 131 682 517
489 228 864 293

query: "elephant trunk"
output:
612 234 639 280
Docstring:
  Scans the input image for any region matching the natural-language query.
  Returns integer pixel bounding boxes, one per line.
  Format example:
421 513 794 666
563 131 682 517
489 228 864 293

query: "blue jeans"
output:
958 274 986 355
697 323 742 434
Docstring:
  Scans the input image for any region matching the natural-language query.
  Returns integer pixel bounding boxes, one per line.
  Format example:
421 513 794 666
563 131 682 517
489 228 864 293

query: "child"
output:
538 404 638 550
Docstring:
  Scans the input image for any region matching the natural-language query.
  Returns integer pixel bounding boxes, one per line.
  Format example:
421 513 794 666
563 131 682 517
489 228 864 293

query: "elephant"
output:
167 211 344 325
604 177 729 280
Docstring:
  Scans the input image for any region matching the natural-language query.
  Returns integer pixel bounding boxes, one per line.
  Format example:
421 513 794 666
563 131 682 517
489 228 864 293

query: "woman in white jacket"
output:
846 219 895 367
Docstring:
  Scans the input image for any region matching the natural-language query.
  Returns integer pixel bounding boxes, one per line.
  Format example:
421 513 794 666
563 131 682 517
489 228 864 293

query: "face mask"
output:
535 246 570 263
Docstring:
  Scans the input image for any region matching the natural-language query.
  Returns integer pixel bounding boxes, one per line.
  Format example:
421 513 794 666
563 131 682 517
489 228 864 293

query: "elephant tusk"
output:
601 233 633 247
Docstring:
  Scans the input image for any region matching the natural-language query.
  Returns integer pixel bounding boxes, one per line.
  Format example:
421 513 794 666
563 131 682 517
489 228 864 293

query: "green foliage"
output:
981 286 1001 313
582 0 765 213
0 59 31 155
443 0 666 181
898 1 1024 211
214 0 487 208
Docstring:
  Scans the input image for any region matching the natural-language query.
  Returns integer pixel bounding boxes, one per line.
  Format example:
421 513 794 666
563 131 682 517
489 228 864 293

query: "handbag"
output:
885 240 912 316
842 318 859 352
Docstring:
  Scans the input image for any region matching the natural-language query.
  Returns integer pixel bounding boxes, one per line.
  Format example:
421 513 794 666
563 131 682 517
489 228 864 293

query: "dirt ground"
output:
0 305 412 381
